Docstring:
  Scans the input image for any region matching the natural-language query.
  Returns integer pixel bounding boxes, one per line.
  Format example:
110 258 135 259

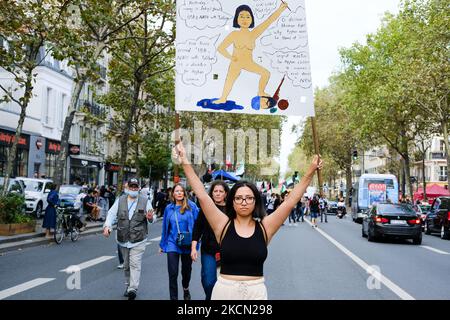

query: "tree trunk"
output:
53 79 85 187
422 156 427 201
442 120 450 193
345 164 352 207
2 72 33 196
117 78 143 194
54 43 106 188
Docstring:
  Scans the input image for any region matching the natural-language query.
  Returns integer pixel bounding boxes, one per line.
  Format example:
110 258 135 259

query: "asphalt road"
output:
1 215 449 300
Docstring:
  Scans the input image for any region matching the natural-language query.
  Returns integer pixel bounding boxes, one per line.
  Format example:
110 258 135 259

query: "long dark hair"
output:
208 180 230 199
226 181 266 220
233 5 255 28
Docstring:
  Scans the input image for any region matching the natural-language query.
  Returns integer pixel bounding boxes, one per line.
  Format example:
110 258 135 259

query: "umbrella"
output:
212 170 241 182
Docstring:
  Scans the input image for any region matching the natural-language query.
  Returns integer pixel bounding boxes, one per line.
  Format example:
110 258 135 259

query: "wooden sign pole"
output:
311 117 323 197
174 112 180 184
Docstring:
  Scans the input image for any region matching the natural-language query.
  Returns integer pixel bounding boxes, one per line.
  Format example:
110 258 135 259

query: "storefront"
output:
0 128 30 177
105 162 137 187
45 139 61 180
28 136 46 178
69 156 102 186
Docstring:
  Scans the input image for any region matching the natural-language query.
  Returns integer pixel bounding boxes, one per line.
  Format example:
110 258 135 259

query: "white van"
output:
351 174 399 223
16 177 53 218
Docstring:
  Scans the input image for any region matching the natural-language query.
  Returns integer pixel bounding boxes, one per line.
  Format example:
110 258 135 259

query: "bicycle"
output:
54 206 82 244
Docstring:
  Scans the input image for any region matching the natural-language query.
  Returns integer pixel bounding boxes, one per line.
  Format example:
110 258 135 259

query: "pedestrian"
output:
83 189 95 221
310 195 320 228
191 180 230 300
173 142 322 300
266 193 275 215
319 196 328 223
296 199 304 222
287 192 297 226
42 183 58 239
159 184 199 300
103 178 154 300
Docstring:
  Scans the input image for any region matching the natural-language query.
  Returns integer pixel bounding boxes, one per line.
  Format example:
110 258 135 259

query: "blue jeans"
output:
201 252 218 300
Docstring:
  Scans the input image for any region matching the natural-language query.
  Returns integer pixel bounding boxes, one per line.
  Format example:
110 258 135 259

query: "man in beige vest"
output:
103 178 154 300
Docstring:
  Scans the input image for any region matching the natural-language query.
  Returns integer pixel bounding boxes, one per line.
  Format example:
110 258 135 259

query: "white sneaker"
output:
294 223 298 226
289 223 292 226
117 264 124 269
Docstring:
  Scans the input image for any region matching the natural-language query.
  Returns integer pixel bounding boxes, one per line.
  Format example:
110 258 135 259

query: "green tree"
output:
99 1 175 192
0 0 70 195
52 0 152 187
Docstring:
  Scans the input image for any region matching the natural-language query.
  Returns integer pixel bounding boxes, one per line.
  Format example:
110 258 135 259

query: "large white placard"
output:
175 0 314 116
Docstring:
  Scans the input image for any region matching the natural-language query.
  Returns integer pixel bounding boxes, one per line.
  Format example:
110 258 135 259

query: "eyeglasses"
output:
233 196 255 204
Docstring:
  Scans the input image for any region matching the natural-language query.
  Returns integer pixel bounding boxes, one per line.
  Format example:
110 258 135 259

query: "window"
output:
440 140 446 152
59 93 67 128
44 87 53 125
45 153 58 179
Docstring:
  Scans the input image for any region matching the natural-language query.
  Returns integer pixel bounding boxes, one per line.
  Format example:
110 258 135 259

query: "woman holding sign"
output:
213 2 289 107
172 142 322 300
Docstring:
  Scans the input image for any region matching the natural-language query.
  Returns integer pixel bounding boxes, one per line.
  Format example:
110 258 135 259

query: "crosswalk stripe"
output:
59 256 115 272
0 278 55 300
305 219 415 300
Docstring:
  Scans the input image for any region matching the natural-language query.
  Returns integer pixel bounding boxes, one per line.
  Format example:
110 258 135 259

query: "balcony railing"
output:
76 99 107 118
431 152 446 160
439 175 448 182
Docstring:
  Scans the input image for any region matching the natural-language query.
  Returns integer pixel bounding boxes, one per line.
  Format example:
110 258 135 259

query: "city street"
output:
1 215 449 300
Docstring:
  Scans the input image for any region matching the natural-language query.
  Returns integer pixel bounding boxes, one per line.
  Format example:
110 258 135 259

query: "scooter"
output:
336 206 346 219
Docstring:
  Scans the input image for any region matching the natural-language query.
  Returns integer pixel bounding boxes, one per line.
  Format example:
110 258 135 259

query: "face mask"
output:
127 190 139 198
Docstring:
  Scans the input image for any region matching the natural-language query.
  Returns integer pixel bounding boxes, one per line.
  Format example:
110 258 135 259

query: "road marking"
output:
149 236 161 242
59 256 115 272
420 246 450 255
0 278 55 300
305 219 415 300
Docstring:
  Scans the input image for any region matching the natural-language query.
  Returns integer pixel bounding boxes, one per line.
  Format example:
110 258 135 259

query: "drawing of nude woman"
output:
213 2 289 106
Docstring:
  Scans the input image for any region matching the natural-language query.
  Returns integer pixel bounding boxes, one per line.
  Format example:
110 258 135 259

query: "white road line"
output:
0 278 55 300
59 256 115 272
420 246 450 255
305 219 415 300
149 236 161 242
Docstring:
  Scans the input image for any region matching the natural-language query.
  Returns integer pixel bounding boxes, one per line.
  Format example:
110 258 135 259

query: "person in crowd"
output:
191 180 230 300
103 178 154 300
310 195 320 228
172 142 322 300
42 183 59 239
159 184 199 300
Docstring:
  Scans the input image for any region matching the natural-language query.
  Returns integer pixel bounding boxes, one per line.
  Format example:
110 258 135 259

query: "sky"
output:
279 0 401 176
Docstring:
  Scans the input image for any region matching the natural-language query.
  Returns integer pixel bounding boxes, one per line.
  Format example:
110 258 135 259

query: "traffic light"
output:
352 149 358 160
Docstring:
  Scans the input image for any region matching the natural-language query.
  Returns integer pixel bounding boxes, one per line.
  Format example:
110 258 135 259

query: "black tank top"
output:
220 220 268 277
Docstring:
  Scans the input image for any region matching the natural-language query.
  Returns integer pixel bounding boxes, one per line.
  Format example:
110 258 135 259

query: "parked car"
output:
413 203 431 231
362 202 422 244
0 177 25 196
59 185 85 210
327 201 338 214
424 196 450 240
16 177 53 218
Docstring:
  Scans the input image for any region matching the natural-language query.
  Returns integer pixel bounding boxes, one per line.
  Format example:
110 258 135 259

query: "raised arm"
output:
262 155 323 242
173 143 229 238
252 2 288 38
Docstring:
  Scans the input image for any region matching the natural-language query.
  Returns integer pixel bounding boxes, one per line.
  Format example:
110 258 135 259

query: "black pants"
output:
167 252 192 300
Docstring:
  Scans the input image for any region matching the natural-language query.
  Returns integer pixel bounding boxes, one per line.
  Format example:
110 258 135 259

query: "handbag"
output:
174 209 192 249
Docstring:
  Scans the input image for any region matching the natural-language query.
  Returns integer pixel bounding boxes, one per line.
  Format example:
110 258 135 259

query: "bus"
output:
351 174 399 223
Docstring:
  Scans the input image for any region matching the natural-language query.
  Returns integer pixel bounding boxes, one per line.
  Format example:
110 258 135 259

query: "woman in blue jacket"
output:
42 183 59 239
159 183 199 300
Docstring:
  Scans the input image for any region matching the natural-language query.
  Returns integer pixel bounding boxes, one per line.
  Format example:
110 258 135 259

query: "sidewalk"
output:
0 218 105 253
